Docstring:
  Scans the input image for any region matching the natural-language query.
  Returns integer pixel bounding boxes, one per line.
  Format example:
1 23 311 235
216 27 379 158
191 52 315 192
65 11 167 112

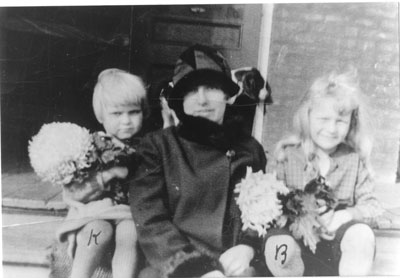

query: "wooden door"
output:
130 4 263 112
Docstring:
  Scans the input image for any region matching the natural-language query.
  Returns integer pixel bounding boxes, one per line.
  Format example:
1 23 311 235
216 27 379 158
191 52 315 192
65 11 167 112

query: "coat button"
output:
226 150 235 158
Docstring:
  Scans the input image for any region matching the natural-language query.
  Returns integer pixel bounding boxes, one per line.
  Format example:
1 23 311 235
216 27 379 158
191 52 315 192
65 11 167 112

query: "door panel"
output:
130 4 262 129
131 4 262 89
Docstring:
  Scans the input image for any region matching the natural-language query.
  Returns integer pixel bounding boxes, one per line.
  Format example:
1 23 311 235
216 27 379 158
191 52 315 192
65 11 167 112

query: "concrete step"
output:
2 172 400 275
3 264 50 278
2 212 64 267
371 229 400 275
3 212 400 276
2 172 67 211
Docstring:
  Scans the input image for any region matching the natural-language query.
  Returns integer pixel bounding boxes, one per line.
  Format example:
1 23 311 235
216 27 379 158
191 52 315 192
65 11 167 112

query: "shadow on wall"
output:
0 7 136 173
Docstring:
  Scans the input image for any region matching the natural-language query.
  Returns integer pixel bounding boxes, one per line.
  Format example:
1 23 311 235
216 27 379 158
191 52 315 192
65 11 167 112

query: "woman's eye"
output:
112 112 122 116
129 110 142 115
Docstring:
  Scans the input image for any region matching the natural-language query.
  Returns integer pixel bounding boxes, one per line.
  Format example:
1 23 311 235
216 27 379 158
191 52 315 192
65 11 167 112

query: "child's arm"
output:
320 159 384 236
63 167 128 206
62 174 105 206
346 160 384 222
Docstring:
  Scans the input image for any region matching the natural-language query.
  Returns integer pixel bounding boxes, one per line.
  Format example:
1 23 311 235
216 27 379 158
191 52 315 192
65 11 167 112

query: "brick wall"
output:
263 3 400 183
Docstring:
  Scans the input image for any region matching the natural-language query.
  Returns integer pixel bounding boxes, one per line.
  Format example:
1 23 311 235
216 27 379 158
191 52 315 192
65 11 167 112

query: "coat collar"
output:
177 115 249 151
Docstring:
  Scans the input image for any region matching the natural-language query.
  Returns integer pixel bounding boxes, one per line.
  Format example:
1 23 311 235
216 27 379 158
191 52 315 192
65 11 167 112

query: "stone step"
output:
3 172 400 275
3 264 50 278
2 172 67 212
3 212 400 276
371 229 400 275
3 212 64 267
374 182 400 278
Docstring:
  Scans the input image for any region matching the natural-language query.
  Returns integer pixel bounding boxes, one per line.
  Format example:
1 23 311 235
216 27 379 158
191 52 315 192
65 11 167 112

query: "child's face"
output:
183 86 227 124
309 97 351 155
102 104 143 140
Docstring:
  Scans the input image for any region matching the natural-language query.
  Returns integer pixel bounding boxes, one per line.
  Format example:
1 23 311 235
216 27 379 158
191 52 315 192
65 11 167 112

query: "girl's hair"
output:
275 68 374 176
92 68 149 123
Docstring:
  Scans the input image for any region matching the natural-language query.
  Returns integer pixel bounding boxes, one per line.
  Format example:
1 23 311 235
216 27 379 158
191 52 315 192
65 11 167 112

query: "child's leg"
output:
264 229 304 276
112 219 138 278
338 223 375 275
71 220 114 278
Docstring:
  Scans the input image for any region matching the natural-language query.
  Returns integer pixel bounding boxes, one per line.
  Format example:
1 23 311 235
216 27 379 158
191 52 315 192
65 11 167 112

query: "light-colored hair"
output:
92 68 148 123
275 68 374 176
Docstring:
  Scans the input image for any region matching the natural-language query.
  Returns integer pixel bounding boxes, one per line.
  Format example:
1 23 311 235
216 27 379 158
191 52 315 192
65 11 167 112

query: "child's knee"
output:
264 234 304 276
76 220 114 247
115 220 137 246
341 223 375 252
338 223 375 276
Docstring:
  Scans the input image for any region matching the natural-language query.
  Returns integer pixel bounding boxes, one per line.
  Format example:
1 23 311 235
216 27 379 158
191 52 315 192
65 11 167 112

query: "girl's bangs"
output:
312 86 358 115
102 79 142 108
332 87 359 115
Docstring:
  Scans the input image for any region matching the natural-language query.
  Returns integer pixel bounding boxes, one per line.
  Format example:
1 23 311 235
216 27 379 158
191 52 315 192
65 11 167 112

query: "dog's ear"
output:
233 69 249 83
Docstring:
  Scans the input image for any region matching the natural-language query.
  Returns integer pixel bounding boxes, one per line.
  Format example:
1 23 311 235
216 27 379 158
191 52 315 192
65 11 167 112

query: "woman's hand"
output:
160 96 179 128
219 244 254 276
200 270 225 278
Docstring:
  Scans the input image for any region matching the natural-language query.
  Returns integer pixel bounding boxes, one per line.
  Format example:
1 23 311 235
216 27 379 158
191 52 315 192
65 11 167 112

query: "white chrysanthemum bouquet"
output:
234 167 289 237
28 122 135 187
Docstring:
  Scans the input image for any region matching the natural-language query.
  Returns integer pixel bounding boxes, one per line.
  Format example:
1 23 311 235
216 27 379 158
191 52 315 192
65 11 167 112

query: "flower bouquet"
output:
235 167 338 253
234 167 289 237
278 176 338 253
28 122 135 195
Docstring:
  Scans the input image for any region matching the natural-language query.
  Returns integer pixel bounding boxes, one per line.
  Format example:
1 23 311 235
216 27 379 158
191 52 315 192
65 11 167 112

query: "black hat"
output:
172 45 232 85
168 44 239 118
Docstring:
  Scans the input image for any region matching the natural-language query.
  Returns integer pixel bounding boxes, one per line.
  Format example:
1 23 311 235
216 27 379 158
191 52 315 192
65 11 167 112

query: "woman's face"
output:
183 86 227 124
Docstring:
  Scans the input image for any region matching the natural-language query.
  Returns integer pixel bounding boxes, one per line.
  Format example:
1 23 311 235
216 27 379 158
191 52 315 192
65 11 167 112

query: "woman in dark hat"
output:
129 45 267 278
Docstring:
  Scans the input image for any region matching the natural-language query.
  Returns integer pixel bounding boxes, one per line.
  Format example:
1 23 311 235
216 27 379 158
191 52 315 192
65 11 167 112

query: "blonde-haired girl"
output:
93 68 149 126
57 68 148 278
265 69 383 276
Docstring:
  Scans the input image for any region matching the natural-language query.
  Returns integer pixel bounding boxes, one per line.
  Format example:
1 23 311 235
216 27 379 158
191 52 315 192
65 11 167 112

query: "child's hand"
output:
63 176 104 204
67 232 77 259
63 167 128 204
99 166 128 185
219 244 254 276
319 210 353 240
326 210 353 233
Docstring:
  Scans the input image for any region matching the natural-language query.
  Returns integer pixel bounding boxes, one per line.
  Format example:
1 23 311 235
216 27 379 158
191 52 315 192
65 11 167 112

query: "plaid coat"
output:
276 144 383 222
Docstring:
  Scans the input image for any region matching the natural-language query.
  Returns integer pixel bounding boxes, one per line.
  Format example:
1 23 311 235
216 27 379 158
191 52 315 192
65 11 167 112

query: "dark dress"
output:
130 115 267 277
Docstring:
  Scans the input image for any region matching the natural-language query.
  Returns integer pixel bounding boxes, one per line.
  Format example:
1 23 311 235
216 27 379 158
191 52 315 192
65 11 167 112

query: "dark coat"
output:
129 116 267 277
